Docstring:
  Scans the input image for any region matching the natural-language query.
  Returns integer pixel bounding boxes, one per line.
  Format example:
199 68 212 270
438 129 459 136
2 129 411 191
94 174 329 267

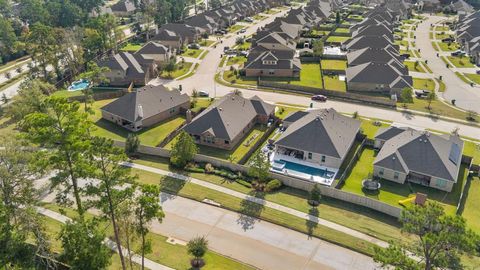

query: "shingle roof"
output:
375 126 408 141
374 129 464 182
98 52 154 82
111 0 136 12
346 62 412 89
344 35 394 51
245 46 301 70
101 85 189 122
347 46 401 66
136 41 169 55
275 109 361 159
183 94 275 141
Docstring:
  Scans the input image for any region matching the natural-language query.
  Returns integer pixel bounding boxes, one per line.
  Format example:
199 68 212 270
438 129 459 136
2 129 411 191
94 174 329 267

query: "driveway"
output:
415 15 480 113
155 194 377 270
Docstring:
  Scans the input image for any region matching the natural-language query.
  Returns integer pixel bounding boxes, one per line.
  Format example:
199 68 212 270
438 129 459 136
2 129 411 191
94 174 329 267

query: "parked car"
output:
442 37 455 43
225 49 236 55
238 51 248 57
223 46 230 52
188 43 200 49
239 28 246 34
198 91 209 97
311 95 327 102
451 50 465 57
414 90 430 98
401 53 410 59
244 17 253 22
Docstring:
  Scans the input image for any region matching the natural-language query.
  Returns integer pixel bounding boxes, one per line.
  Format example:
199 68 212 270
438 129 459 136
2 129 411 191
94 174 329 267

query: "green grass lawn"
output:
52 87 123 99
454 72 472 84
222 71 258 86
166 124 268 163
462 175 480 234
360 118 390 139
435 26 450 32
437 79 446 92
160 62 193 79
228 24 245 33
120 43 143 52
394 40 410 48
326 36 350 43
226 56 247 66
191 98 212 113
132 156 407 245
341 147 468 215
404 61 427 73
275 106 301 119
463 141 480 165
334 28 350 34
465 73 480 84
437 42 460 52
235 41 251 51
446 56 475 68
253 14 267 20
321 59 347 70
180 49 204 58
435 33 453 40
199 39 215 47
89 99 185 146
413 78 435 91
264 9 280 15
323 74 346 92
261 63 323 88
400 97 471 121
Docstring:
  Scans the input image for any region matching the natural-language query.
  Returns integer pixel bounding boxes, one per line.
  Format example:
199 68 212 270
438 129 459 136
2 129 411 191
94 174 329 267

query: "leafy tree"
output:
60 218 112 270
24 22 57 79
21 97 93 216
125 133 140 157
312 40 324 57
78 62 109 112
308 184 321 206
400 87 413 104
117 198 138 270
87 137 135 270
374 202 478 270
236 37 245 45
1 93 8 104
133 184 164 270
426 91 436 110
335 11 341 24
82 27 104 60
163 57 177 76
19 0 51 25
248 150 270 185
0 17 17 57
6 79 51 123
170 131 198 168
153 0 172 26
187 236 209 268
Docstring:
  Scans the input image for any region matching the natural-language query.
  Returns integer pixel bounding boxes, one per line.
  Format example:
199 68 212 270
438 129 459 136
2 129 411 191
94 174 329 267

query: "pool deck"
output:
270 153 338 186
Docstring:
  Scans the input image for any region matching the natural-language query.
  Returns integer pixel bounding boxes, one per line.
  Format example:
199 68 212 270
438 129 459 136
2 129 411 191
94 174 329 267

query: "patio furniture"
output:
362 174 381 190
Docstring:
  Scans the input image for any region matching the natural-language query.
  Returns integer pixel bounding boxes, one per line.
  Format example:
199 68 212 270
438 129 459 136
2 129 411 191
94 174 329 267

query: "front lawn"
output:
321 59 347 70
235 41 252 50
463 141 480 165
253 14 267 20
446 56 475 68
228 24 245 33
180 48 204 58
360 118 390 139
435 26 450 32
334 27 350 34
165 124 268 163
437 41 460 52
191 98 212 113
275 106 301 119
222 70 257 86
199 39 215 47
160 62 193 79
323 74 346 91
226 56 247 66
341 147 467 215
412 78 435 91
89 99 185 146
326 36 350 43
465 73 480 84
404 61 426 73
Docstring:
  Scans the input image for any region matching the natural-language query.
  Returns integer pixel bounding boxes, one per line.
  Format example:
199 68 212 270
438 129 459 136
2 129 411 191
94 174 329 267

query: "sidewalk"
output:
122 162 389 249
36 207 174 270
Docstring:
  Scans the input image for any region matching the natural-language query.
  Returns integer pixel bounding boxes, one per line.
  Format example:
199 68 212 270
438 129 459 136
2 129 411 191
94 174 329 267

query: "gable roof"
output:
97 52 154 81
346 62 412 88
374 129 464 182
136 41 169 55
183 94 275 141
101 85 189 122
111 0 136 12
344 35 394 51
347 46 401 66
245 46 301 71
275 109 361 159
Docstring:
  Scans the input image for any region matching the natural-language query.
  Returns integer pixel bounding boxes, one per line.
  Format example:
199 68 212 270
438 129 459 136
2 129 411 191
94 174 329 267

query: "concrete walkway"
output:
36 206 174 270
415 15 480 113
122 162 389 248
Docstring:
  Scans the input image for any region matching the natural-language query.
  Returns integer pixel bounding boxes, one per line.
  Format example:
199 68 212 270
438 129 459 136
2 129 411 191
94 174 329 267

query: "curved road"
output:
415 15 480 113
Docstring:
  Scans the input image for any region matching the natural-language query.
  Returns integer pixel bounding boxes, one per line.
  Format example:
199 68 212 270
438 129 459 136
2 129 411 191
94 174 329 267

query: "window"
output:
308 152 312 159
321 155 326 162
394 172 399 180
378 168 384 176
436 179 447 188
225 140 230 144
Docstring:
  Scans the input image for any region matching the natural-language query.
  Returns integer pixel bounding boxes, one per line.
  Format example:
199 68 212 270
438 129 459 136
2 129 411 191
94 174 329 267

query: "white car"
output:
198 91 209 97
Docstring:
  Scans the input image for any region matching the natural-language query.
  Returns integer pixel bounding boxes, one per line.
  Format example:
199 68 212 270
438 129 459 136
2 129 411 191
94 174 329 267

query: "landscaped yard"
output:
341 147 468 215
226 56 247 66
321 59 347 70
253 14 267 20
446 56 475 68
435 25 450 32
160 62 193 79
222 70 257 86
120 42 143 52
235 41 252 51
89 99 186 146
465 73 480 84
462 175 480 234
334 27 350 34
412 78 435 91
191 98 212 113
228 24 245 33
326 36 350 43
404 61 427 73
359 118 390 139
401 97 471 121
180 48 204 58
52 87 123 99
258 63 324 88
437 41 460 52
323 74 346 92
165 124 268 163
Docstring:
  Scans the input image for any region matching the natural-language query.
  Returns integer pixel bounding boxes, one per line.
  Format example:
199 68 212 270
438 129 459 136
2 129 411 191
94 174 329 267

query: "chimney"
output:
186 109 193 123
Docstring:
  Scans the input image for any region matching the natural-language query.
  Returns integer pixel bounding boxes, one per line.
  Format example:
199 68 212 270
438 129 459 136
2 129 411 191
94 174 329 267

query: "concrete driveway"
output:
415 15 480 113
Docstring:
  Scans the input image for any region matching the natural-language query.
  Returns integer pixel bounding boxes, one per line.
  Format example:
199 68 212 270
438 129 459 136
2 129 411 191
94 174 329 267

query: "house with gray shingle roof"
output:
97 52 156 87
244 46 301 77
273 108 361 170
111 0 136 16
183 94 275 150
347 46 402 66
101 85 190 131
373 128 464 192
135 41 171 64
343 35 396 51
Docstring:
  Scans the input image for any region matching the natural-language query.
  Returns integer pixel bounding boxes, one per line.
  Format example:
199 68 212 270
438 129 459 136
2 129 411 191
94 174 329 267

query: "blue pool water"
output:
68 79 90 91
272 159 335 179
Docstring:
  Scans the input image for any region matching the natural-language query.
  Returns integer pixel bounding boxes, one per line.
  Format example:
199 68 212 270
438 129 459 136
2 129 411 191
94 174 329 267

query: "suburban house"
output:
253 31 298 51
445 0 475 15
346 61 412 94
135 41 171 64
183 94 275 150
347 46 402 66
418 0 442 13
455 10 480 65
97 52 156 86
101 85 190 131
343 35 396 51
244 46 301 77
152 23 201 49
184 14 218 34
373 128 464 192
270 109 361 185
110 0 136 16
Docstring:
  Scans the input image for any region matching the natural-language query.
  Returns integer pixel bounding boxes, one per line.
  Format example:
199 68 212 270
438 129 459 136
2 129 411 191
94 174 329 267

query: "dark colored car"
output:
311 95 327 102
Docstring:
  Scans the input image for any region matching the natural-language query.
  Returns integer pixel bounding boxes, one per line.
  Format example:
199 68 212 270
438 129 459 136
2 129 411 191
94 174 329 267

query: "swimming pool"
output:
68 79 90 91
271 159 336 184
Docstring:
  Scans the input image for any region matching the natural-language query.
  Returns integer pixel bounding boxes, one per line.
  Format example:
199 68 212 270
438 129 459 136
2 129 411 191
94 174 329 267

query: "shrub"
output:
236 179 252 188
205 163 215 173
265 179 282 192
186 166 205 173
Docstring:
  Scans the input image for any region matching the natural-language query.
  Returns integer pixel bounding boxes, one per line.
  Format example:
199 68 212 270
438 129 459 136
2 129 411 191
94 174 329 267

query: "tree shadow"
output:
159 176 186 202
236 190 265 231
306 207 319 239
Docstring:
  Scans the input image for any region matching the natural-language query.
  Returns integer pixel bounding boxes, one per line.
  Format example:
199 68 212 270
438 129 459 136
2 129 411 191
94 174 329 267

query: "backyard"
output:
165 124 268 163
340 147 468 215
326 36 350 44
462 175 480 234
120 42 143 52
321 59 347 70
